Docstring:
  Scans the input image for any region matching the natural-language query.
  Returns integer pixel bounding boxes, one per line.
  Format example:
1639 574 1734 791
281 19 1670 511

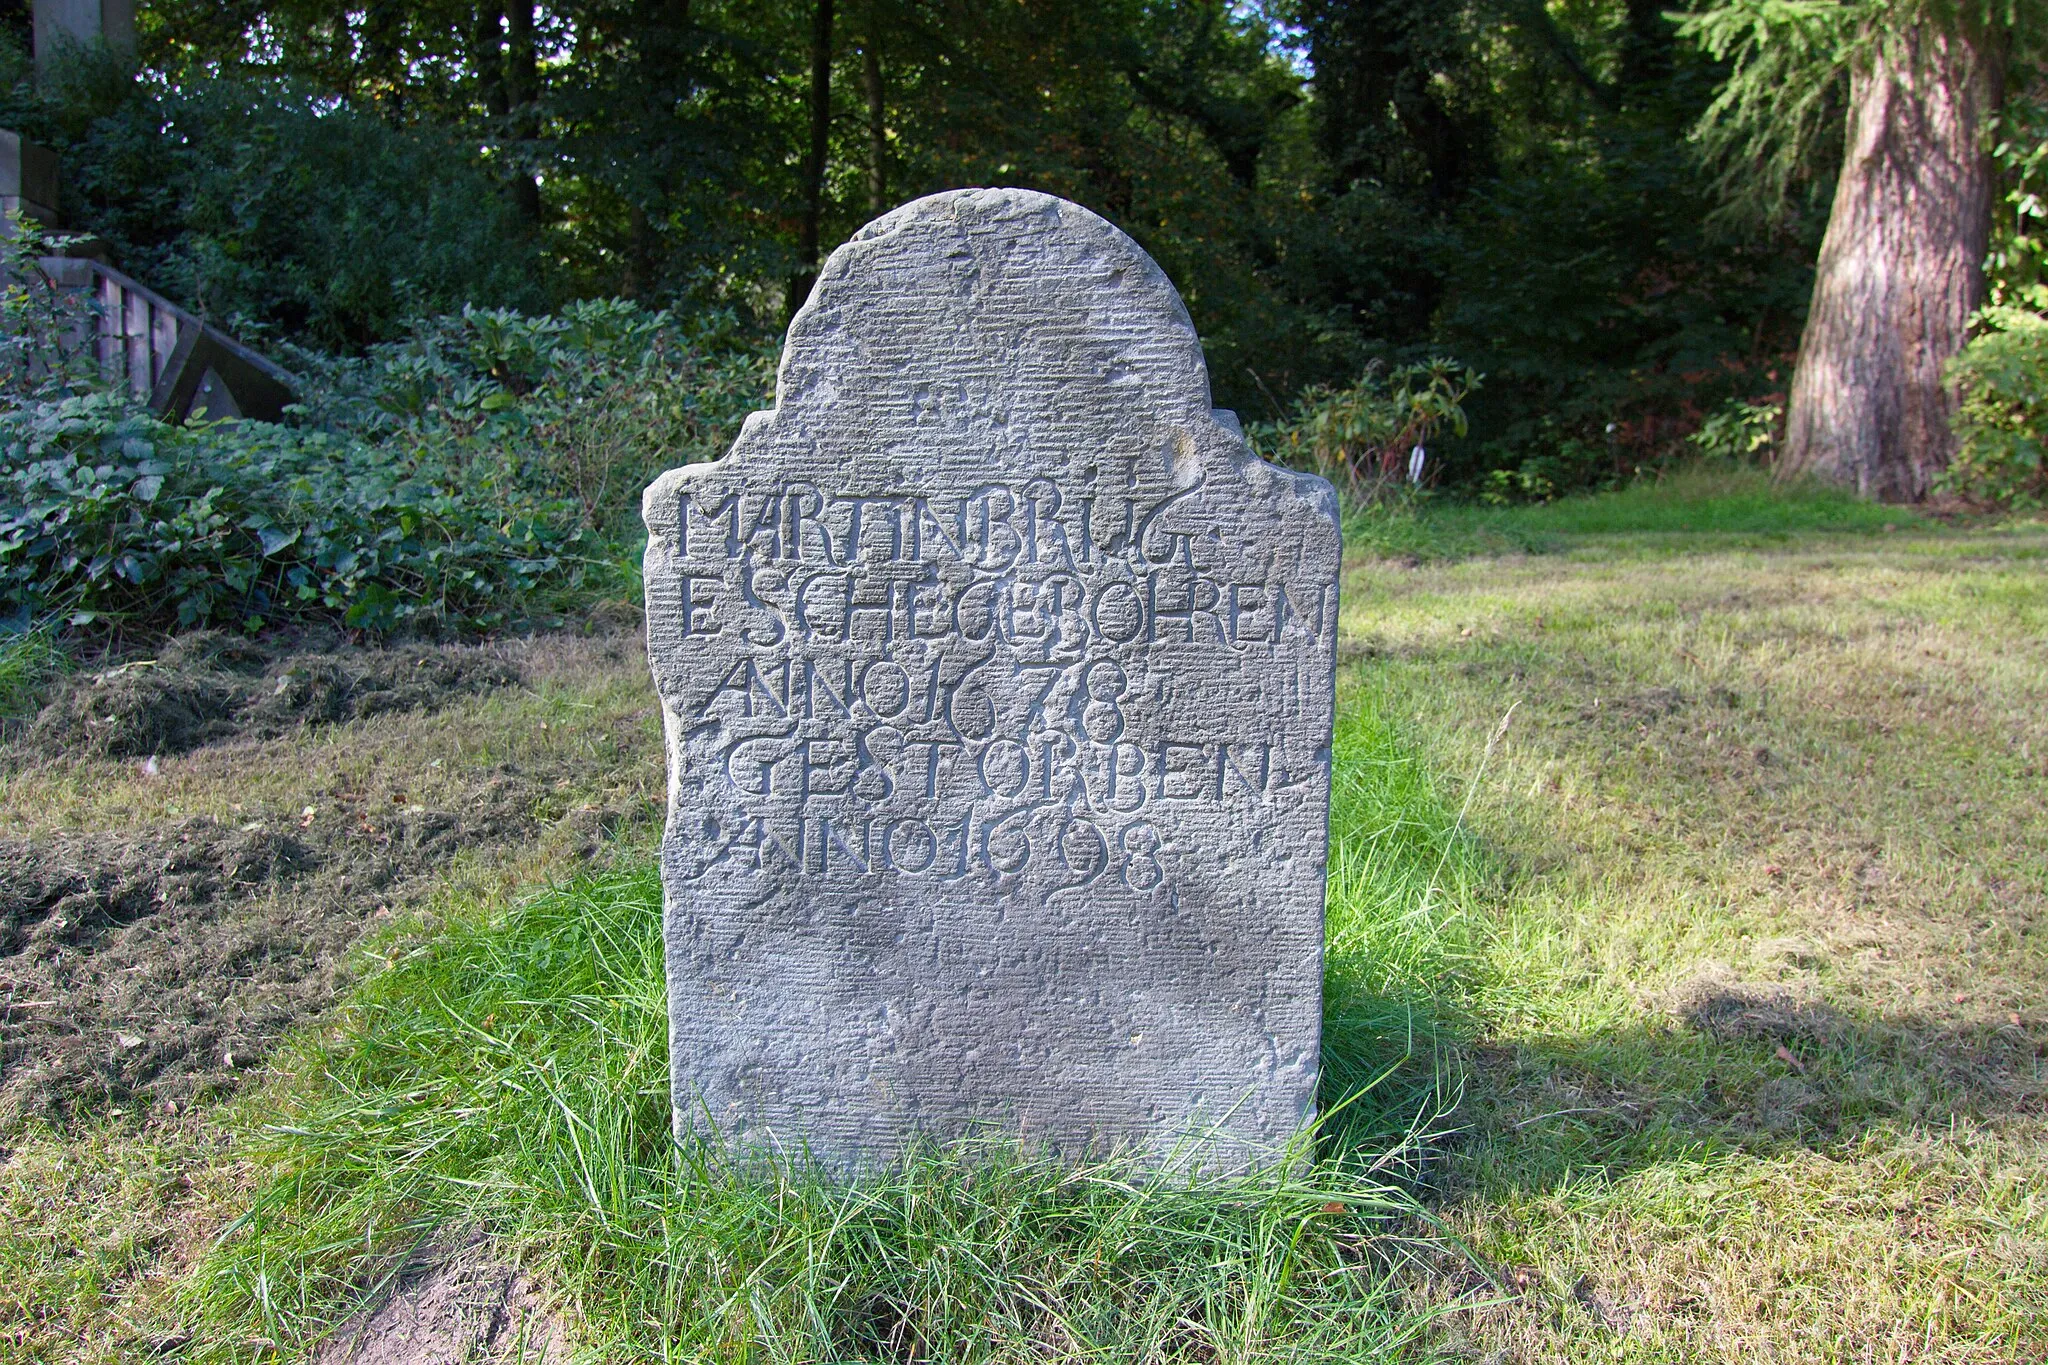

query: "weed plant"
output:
178 695 1486 1362
0 623 65 725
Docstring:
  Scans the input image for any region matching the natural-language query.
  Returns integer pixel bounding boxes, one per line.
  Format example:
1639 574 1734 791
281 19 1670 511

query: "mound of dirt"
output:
25 659 245 758
0 625 658 1126
0 819 312 956
25 633 522 760
313 1239 569 1365
1671 979 1843 1047
238 650 522 735
0 773 551 1126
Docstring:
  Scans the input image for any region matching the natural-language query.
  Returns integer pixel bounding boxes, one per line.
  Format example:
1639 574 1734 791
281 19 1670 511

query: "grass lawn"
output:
6 469 2045 1362
1353 474 2048 1358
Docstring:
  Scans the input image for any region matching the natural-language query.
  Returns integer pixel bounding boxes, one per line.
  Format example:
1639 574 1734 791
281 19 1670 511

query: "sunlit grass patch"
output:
1338 522 2048 1359
1344 465 1936 562
0 1114 245 1365
180 722 1483 1365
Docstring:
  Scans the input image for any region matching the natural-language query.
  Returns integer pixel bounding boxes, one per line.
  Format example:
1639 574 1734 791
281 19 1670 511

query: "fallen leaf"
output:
1773 1044 1806 1073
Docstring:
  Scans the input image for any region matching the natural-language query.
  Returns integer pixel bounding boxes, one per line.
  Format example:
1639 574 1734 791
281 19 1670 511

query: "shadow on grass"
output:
1450 981 2047 1195
1315 666 2046 1200
1320 921 2044 1217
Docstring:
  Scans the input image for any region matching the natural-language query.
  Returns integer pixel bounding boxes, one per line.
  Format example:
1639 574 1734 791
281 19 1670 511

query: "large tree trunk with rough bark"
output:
1778 21 2006 501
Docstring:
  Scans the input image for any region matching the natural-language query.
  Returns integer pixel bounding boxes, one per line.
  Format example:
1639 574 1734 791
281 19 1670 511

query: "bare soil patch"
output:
313 1238 569 1365
0 626 659 1129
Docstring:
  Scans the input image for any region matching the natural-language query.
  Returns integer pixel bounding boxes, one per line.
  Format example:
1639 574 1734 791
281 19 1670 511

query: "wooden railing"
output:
36 255 295 421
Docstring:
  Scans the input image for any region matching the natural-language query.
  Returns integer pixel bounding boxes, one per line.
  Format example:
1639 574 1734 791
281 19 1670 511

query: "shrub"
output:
1252 360 1479 501
0 393 597 634
1943 291 2048 508
1476 429 1613 506
1687 396 1784 464
0 291 777 637
0 215 103 402
287 302 773 533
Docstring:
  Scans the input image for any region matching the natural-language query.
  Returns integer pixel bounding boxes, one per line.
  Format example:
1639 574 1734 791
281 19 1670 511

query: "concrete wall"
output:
33 0 137 74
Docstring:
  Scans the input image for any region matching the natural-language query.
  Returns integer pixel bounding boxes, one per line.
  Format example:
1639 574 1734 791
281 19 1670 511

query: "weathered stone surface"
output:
643 188 1340 1172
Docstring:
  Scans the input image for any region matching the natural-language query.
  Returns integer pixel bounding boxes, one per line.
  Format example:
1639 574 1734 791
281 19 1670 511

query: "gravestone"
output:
643 188 1341 1173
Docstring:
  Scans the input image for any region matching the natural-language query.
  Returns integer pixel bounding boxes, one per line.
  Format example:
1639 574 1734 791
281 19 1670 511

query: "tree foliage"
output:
1678 1 2047 227
0 0 1897 494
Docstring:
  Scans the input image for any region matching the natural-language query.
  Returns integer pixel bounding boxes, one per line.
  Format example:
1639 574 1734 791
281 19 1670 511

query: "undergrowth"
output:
0 294 771 639
0 624 65 725
177 691 1486 1362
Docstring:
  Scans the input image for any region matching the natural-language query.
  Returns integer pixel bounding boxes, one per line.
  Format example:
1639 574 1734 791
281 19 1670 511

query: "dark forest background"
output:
0 0 1836 493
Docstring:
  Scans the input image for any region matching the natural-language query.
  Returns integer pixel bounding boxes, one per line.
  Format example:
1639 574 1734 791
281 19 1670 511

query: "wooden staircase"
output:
37 255 296 421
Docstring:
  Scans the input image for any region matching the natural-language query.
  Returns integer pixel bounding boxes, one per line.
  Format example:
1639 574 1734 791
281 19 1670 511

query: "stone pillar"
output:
0 130 60 230
33 0 137 75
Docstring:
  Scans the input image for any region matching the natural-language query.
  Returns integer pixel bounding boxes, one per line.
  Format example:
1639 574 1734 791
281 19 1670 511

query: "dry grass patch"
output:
0 624 667 1364
1345 525 2048 1360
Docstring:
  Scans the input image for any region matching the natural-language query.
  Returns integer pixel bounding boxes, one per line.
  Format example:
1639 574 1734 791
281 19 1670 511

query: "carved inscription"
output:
643 187 1341 1173
660 480 1336 894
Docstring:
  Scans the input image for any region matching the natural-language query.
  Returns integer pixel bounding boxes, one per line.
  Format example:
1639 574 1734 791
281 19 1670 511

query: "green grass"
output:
177 693 1488 1364
0 624 66 726
1318 675 1495 1157
1335 487 2048 1357
1345 465 1931 561
34 467 2048 1361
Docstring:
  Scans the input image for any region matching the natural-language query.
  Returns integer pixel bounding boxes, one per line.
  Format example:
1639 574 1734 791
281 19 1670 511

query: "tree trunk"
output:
473 5 508 119
505 0 544 225
1778 20 2006 501
789 0 835 322
863 27 886 215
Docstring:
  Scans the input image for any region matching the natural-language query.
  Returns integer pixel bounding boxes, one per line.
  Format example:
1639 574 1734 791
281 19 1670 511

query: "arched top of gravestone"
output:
672 186 1308 494
776 187 1208 422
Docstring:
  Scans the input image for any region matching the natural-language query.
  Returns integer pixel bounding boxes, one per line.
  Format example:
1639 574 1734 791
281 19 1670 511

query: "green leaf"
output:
258 525 302 556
